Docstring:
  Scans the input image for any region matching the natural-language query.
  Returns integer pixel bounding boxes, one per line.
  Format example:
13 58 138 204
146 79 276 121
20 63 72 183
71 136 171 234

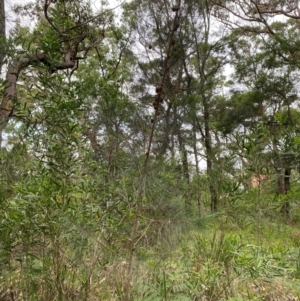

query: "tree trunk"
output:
204 102 218 212
277 168 291 216
177 128 191 212
0 0 5 72
192 121 200 175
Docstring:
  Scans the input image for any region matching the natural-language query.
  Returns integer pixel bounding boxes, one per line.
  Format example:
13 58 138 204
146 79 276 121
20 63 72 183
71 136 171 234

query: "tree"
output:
123 0 230 212
0 0 109 146
182 0 228 212
123 0 193 213
216 22 300 215
212 0 300 70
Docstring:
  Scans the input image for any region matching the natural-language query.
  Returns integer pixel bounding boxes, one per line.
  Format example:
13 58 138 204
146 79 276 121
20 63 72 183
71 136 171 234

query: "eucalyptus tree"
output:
219 24 299 135
212 1 300 73
216 19 300 214
213 0 300 31
178 0 228 211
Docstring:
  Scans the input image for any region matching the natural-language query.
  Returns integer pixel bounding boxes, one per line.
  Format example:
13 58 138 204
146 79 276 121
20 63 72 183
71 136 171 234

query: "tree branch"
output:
0 51 76 146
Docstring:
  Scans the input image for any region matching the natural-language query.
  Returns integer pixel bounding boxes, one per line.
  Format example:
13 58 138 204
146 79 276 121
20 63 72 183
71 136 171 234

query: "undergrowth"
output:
1 187 300 301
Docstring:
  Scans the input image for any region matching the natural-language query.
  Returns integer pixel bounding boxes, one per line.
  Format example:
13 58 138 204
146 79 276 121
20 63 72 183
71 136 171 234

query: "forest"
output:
1 0 300 300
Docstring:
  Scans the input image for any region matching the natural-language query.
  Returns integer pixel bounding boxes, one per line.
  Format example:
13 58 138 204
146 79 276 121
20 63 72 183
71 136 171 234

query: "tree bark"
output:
192 120 200 175
203 97 218 212
176 115 191 212
0 0 5 72
277 168 291 216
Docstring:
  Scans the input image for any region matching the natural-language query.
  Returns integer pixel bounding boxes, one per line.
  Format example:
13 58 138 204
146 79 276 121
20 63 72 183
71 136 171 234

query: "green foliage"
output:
216 91 263 134
2 0 300 300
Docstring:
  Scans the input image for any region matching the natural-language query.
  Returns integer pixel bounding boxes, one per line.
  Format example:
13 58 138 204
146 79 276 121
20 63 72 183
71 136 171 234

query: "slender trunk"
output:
0 0 5 72
277 168 291 216
158 101 172 158
178 131 189 183
192 121 203 215
203 98 217 212
0 0 5 146
272 130 291 216
192 121 200 175
177 124 190 212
